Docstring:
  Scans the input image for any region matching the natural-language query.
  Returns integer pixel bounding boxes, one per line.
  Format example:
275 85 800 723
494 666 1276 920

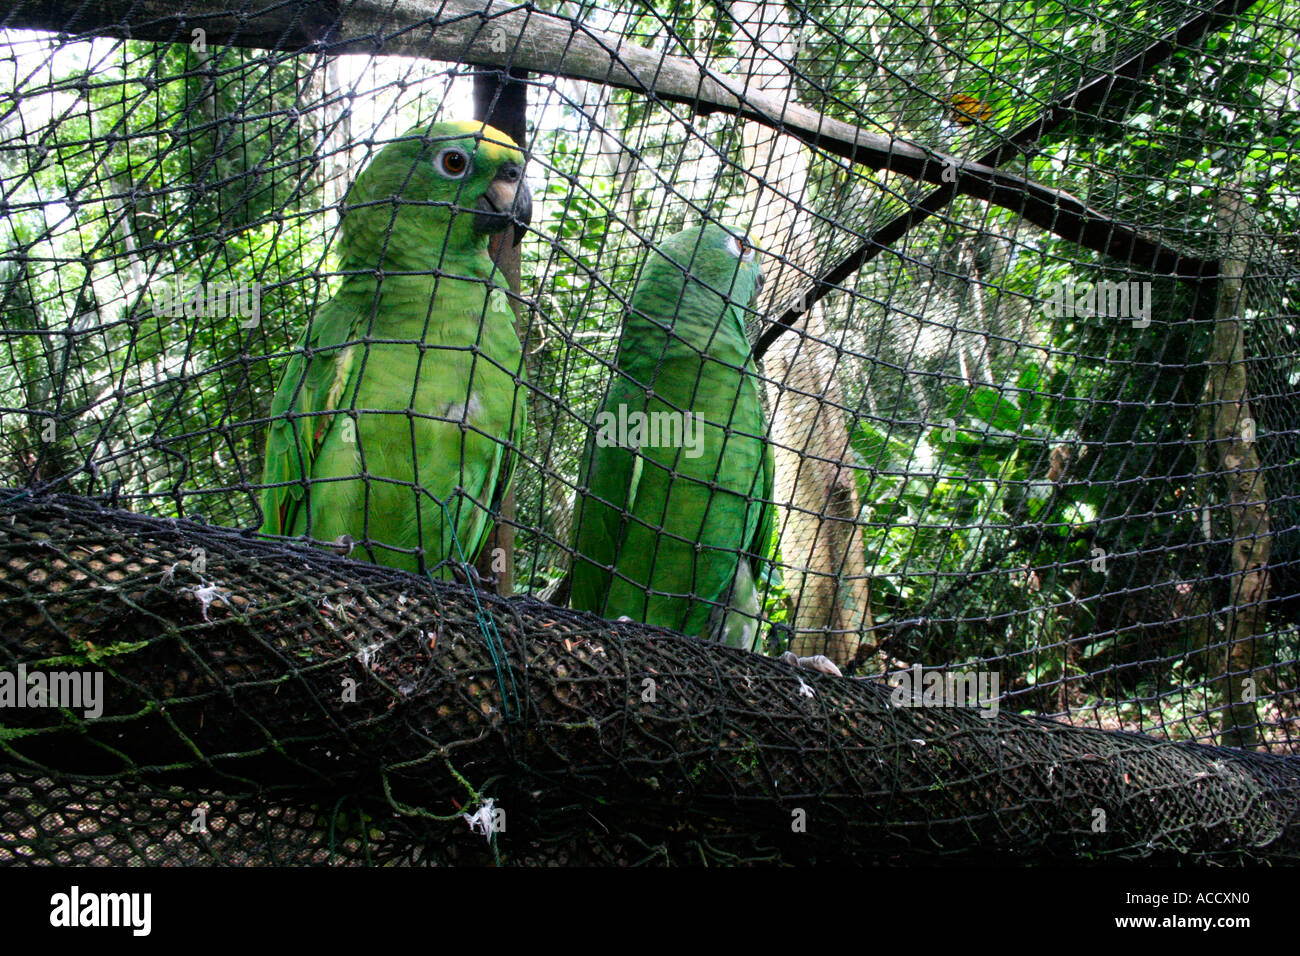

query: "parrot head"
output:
640 223 765 315
339 119 532 269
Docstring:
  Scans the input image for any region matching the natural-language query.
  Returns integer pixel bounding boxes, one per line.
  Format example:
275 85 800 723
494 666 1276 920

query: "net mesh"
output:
1 0 1298 864
2 494 1297 865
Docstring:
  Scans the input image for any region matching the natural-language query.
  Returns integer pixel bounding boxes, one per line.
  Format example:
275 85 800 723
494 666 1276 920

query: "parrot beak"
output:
755 271 766 296
475 166 532 245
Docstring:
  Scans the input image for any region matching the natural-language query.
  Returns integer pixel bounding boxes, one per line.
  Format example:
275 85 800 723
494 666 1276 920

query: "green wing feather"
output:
259 293 363 538
570 369 646 615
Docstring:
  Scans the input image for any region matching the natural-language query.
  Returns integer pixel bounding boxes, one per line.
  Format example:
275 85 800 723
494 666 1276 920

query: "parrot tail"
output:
708 560 763 651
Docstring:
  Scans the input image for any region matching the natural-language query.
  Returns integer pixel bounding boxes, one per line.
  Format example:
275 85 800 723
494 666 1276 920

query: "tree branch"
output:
8 0 1217 293
751 0 1258 359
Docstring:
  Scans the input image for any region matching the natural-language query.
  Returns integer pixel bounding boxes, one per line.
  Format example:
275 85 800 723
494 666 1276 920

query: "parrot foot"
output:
450 562 496 591
780 651 843 678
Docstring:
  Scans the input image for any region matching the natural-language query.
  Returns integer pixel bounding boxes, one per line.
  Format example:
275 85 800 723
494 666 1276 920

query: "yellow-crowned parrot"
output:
259 120 530 579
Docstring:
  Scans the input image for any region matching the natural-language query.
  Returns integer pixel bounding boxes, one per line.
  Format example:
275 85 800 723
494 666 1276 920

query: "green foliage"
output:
0 40 323 524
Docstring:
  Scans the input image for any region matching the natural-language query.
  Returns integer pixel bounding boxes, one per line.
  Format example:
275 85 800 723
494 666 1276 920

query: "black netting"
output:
1 0 1298 865
2 495 1297 865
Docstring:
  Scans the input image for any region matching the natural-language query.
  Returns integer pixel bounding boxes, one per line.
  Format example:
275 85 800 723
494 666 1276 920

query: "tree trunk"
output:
733 0 871 667
1196 191 1269 750
472 69 530 595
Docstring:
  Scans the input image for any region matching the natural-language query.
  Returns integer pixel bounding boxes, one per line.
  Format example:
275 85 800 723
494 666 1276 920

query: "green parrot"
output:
570 223 775 650
259 120 531 579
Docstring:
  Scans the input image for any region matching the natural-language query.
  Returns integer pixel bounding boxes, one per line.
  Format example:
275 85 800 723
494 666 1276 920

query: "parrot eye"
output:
435 147 470 179
725 234 756 262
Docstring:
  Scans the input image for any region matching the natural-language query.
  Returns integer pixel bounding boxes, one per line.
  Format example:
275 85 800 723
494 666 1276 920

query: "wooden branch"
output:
753 0 1258 360
7 0 1210 283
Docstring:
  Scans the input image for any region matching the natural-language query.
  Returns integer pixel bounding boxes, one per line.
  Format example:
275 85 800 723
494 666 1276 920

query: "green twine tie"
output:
434 497 520 722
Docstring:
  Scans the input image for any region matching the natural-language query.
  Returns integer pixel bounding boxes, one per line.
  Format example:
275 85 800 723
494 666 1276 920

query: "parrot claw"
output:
449 562 496 591
781 651 843 678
